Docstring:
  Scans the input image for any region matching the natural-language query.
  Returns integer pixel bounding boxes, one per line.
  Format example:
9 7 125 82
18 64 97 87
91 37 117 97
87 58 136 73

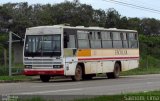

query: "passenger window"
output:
128 33 138 48
64 32 68 48
122 32 128 48
95 32 101 48
101 31 113 48
64 30 76 49
77 31 90 48
68 35 76 48
112 32 122 48
101 31 112 40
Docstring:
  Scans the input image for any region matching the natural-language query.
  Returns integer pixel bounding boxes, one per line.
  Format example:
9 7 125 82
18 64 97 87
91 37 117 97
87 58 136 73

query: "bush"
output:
0 66 8 76
0 65 24 76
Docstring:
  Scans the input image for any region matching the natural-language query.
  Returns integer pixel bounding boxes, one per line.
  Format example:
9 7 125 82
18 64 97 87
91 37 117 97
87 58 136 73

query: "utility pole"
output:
4 48 7 67
9 31 12 76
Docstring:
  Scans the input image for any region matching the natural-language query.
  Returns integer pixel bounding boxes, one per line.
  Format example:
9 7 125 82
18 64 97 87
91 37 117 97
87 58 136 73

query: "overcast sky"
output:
1 0 160 19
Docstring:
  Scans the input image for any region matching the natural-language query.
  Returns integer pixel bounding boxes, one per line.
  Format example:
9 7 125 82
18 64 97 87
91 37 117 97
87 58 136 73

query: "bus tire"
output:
40 75 51 82
71 65 82 81
107 62 120 79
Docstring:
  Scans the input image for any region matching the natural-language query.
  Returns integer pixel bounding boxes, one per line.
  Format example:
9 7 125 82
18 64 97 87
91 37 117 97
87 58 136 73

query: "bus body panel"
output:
64 57 78 76
102 61 115 73
23 69 64 76
23 27 65 76
23 25 139 79
76 48 139 74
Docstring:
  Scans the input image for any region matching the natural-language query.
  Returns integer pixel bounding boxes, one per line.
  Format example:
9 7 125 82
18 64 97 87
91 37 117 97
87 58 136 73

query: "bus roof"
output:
26 25 138 33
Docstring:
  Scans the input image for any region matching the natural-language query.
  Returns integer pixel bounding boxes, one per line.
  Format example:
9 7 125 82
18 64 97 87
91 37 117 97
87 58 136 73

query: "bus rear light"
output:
53 65 63 69
25 65 32 69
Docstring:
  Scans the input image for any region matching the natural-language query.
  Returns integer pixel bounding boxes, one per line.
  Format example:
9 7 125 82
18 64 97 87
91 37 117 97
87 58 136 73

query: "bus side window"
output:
97 32 101 39
101 31 113 48
135 33 138 40
128 33 138 48
68 35 76 48
94 32 101 48
89 31 102 49
89 32 93 39
122 32 128 48
77 31 90 48
64 32 69 48
112 32 122 48
64 30 77 49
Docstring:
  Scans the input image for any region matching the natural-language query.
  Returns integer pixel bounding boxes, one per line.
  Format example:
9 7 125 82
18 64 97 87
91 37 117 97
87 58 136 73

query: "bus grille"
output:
24 58 62 65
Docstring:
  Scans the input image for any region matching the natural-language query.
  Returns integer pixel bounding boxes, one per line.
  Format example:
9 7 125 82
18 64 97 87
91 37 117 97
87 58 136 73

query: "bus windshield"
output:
24 35 61 57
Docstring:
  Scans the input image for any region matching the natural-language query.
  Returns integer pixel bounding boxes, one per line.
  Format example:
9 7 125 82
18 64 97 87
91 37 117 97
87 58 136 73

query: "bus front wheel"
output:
107 62 120 79
40 75 51 82
71 65 82 81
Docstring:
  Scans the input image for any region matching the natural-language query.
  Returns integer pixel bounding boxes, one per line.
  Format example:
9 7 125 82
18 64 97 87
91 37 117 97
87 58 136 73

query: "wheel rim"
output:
75 66 82 80
114 63 120 77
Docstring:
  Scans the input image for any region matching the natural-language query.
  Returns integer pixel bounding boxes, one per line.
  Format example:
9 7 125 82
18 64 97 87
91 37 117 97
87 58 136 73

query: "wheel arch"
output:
115 61 122 71
77 62 85 75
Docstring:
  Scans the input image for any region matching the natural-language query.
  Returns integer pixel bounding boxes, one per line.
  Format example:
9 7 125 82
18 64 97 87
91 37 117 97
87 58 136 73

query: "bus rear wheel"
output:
71 65 82 81
40 75 51 82
107 62 120 79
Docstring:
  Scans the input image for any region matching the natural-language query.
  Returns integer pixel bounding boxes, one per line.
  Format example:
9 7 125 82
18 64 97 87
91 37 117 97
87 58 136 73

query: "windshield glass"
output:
24 35 61 57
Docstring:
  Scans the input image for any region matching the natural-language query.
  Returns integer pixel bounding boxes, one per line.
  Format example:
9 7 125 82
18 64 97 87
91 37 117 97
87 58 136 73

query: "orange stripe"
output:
77 49 91 57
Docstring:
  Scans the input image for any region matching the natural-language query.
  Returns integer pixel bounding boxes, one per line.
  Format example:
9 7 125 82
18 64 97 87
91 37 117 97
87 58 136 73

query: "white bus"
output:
23 25 139 82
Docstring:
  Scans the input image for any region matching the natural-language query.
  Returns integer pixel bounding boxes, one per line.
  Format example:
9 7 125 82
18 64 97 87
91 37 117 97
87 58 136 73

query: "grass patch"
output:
15 91 160 101
18 97 46 101
121 67 160 76
73 91 160 101
121 55 160 76
0 75 31 81
0 64 24 76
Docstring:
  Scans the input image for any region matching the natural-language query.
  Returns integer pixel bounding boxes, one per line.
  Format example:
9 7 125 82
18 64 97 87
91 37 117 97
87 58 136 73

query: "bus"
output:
23 25 139 82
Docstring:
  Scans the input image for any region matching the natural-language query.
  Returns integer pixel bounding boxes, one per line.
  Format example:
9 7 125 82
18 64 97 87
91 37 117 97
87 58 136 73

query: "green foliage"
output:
0 75 31 81
16 91 160 101
105 8 121 28
0 65 24 76
121 55 160 76
74 91 160 101
0 2 160 36
18 97 48 101
0 65 8 76
0 34 8 42
139 35 160 59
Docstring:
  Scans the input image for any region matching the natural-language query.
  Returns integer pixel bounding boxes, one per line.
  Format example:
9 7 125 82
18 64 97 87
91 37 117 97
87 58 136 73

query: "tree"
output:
0 3 13 30
105 8 121 28
0 2 160 36
92 9 106 27
141 18 160 35
119 17 128 29
11 2 33 37
128 17 141 33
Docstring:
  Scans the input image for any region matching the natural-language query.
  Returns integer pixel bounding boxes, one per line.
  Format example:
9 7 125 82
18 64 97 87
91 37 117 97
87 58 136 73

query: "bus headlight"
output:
25 65 32 69
53 65 63 69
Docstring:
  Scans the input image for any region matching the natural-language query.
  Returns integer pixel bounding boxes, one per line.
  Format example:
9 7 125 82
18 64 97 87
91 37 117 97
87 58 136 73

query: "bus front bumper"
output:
23 69 64 76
